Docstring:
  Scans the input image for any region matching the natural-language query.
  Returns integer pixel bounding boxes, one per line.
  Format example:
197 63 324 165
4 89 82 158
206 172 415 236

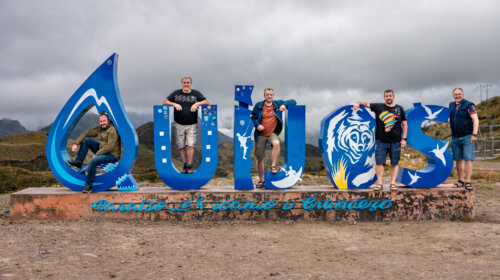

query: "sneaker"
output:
186 165 194 174
66 160 82 169
82 184 92 193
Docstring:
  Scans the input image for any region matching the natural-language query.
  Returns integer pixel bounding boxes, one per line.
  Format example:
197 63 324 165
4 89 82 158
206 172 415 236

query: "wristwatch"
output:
472 134 477 137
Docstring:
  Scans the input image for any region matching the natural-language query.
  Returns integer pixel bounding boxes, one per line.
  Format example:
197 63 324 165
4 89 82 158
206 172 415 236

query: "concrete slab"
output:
10 184 474 222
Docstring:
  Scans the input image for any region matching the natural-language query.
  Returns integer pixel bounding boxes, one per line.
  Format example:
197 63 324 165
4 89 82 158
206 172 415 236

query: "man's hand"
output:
191 104 199 112
279 105 286 112
401 139 407 149
471 135 477 143
353 102 360 110
257 125 264 131
71 144 78 153
173 104 182 111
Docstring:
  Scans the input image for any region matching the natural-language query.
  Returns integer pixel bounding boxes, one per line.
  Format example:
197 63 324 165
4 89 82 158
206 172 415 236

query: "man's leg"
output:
175 123 188 173
451 136 466 184
465 160 473 182
186 146 195 165
390 165 399 184
184 124 197 173
462 135 475 185
257 159 265 182
84 154 116 192
376 164 384 184
179 148 187 164
374 141 387 188
68 137 99 169
271 140 280 167
389 142 401 187
456 160 465 181
254 135 267 184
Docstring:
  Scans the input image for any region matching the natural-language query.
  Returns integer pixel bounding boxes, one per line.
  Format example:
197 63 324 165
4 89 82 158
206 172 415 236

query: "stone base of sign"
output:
10 184 474 222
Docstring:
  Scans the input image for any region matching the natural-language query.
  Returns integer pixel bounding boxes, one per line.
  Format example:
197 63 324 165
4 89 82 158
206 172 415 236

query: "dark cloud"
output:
1 0 499 132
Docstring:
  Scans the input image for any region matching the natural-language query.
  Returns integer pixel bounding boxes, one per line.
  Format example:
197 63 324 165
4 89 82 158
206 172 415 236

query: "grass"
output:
0 166 59 193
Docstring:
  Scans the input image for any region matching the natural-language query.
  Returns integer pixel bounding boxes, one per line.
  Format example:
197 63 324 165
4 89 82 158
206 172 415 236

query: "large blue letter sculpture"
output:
319 105 376 189
396 103 453 188
154 105 218 190
234 85 255 189
264 105 306 189
46 53 139 192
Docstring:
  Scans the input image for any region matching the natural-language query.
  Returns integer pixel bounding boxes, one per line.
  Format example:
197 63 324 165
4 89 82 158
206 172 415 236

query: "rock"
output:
345 247 359 251
83 253 98 258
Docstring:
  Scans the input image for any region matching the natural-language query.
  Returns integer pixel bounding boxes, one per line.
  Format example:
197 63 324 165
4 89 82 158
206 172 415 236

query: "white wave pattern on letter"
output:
352 152 376 186
326 110 348 166
270 166 303 189
63 88 115 129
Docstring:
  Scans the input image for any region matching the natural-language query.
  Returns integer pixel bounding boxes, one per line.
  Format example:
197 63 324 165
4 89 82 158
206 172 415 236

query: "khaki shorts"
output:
174 123 197 149
254 133 280 160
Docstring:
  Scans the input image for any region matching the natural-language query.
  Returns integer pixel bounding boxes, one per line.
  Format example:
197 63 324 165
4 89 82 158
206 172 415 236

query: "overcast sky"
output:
1 0 499 136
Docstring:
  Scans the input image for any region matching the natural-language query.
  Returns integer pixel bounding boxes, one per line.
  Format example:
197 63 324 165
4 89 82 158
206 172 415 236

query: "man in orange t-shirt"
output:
251 88 297 188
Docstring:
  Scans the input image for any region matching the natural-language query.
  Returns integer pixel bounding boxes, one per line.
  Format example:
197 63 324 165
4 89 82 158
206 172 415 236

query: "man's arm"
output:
353 102 370 110
72 127 98 152
250 105 264 131
191 99 209 112
278 99 297 112
401 120 408 148
162 98 182 111
471 113 479 143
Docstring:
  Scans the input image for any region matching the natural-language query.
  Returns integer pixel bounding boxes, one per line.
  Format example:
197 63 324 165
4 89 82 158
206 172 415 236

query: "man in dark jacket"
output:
449 88 479 190
66 112 121 193
251 88 296 188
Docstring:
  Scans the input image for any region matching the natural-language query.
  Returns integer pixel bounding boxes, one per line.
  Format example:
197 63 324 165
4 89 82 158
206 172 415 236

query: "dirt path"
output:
0 180 499 279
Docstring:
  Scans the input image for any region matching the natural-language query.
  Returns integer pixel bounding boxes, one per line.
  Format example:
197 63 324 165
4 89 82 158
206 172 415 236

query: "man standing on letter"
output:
353 89 407 191
449 88 479 190
163 77 209 174
66 112 121 193
251 88 296 188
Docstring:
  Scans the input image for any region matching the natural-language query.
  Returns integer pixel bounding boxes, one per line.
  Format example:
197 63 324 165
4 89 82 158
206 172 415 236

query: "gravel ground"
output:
0 177 499 279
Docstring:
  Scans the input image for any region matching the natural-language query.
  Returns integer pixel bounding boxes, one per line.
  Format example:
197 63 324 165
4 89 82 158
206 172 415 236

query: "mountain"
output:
0 118 28 137
0 131 49 171
40 113 100 139
306 131 319 146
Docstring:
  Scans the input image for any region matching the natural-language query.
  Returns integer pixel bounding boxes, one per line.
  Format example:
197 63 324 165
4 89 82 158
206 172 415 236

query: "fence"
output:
476 124 500 159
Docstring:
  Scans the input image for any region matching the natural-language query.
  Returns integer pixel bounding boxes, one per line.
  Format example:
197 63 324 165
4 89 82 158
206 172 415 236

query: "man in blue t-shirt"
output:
162 77 209 174
353 89 407 191
449 87 479 190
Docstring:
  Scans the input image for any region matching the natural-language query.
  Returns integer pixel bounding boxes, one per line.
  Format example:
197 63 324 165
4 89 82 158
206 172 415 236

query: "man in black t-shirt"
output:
162 77 209 174
353 89 407 191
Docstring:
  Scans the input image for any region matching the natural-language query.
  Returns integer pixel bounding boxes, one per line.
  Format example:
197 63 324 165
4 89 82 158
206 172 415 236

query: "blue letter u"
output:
153 105 218 190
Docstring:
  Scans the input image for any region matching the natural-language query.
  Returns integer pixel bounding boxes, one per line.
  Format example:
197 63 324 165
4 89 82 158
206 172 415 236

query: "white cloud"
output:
0 0 499 133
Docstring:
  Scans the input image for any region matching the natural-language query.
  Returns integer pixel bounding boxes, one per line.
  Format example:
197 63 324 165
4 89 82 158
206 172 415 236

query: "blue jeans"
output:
375 141 401 165
451 135 475 161
76 137 117 186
